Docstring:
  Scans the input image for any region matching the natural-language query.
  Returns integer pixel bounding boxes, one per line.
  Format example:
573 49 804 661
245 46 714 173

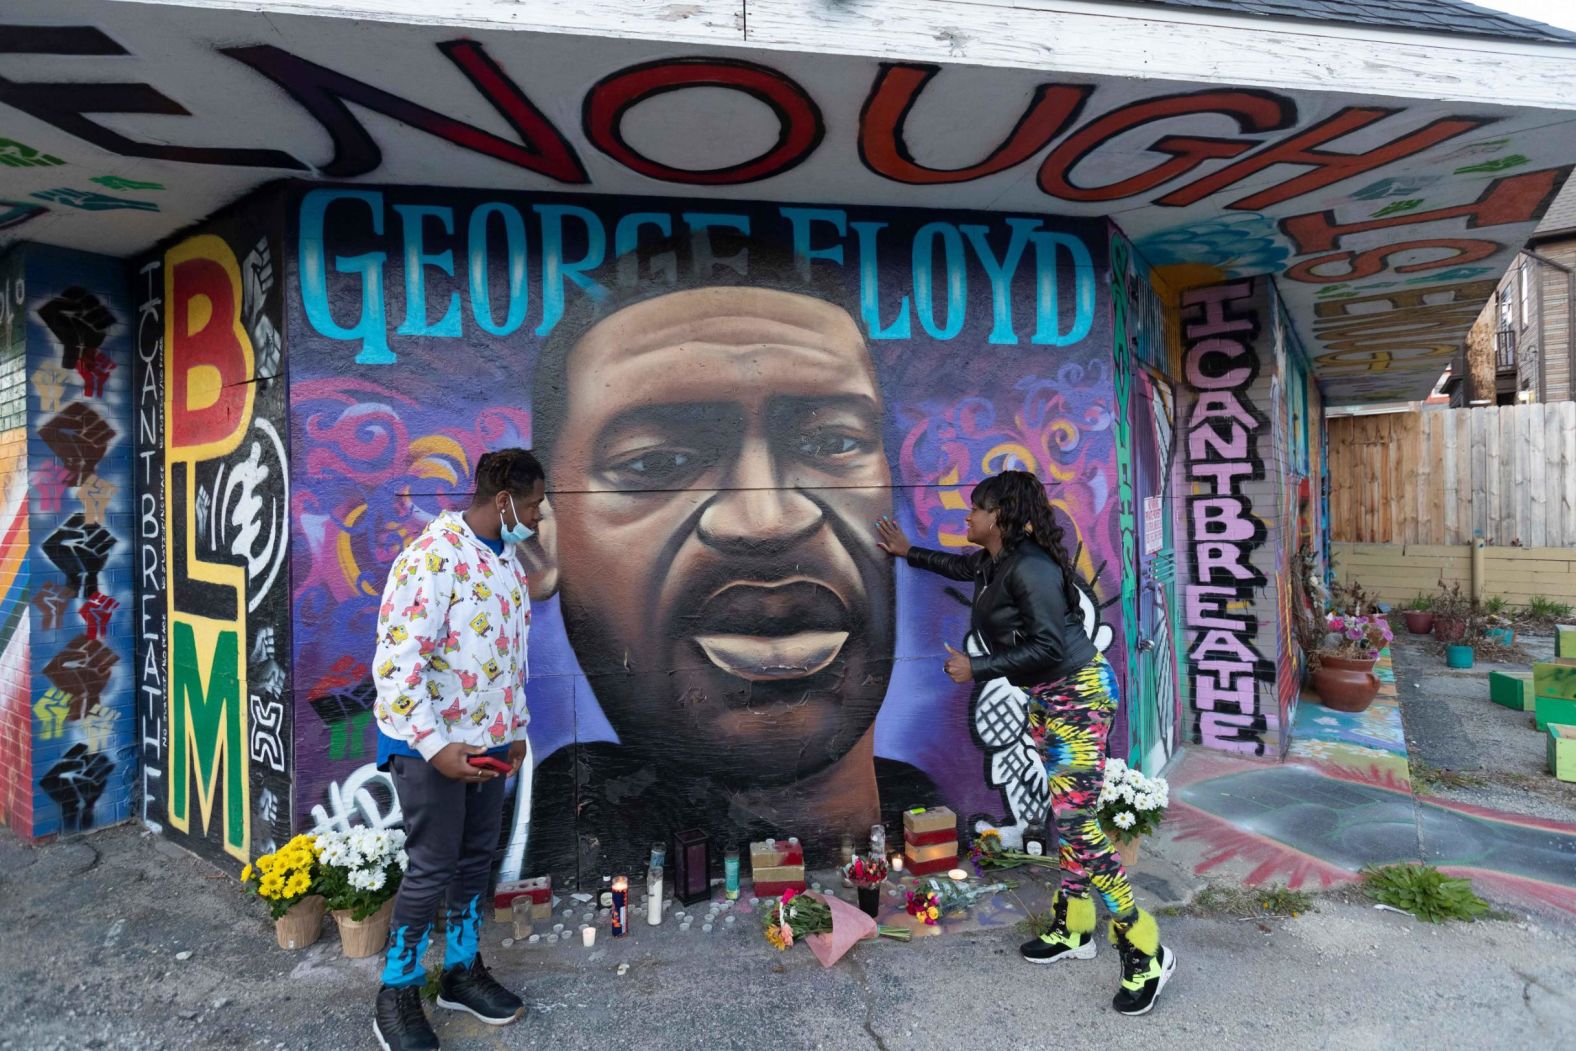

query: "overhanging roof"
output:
1128 0 1576 46
4 0 1576 405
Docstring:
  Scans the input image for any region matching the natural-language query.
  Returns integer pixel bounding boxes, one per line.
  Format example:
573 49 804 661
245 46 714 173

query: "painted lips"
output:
691 579 851 682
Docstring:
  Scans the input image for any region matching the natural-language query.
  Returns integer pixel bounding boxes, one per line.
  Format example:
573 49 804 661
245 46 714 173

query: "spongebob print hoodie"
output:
372 511 531 761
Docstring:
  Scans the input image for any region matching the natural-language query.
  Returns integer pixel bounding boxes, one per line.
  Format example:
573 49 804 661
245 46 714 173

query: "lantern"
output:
672 829 712 906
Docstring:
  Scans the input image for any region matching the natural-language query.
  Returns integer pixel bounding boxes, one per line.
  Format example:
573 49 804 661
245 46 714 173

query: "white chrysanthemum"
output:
395 850 410 871
1118 786 1135 804
1113 811 1136 830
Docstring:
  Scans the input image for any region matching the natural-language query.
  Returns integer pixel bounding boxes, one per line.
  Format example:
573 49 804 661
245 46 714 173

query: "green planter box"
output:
1557 625 1576 660
1548 723 1576 782
1489 670 1535 712
1532 659 1576 703
1535 695 1576 732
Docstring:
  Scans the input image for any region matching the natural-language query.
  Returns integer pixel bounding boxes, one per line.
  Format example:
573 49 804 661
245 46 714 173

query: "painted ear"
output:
516 495 559 600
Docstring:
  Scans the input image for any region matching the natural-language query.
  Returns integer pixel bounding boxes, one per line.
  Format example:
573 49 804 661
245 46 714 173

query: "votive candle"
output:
611 875 629 937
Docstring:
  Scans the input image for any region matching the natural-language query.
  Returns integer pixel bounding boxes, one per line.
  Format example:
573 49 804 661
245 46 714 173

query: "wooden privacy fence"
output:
1327 403 1576 547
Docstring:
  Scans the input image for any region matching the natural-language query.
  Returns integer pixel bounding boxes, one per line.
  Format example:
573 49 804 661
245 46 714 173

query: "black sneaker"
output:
1113 942 1176 1016
374 985 439 1051
435 956 524 1025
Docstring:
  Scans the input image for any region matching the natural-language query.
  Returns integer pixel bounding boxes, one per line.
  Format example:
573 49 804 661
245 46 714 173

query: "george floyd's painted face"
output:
543 286 895 786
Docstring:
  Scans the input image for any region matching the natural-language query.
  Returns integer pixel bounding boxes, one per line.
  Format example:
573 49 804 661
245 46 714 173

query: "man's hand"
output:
430 742 497 783
508 740 527 776
943 643 973 685
875 515 912 558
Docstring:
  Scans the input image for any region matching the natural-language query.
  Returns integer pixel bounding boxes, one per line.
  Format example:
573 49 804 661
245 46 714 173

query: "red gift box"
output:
754 879 808 897
904 855 960 877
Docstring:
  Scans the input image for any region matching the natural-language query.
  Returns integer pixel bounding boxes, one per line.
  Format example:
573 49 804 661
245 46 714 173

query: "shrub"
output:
1361 864 1488 922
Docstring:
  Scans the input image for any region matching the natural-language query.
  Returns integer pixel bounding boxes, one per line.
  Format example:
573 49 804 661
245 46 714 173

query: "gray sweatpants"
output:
382 754 506 983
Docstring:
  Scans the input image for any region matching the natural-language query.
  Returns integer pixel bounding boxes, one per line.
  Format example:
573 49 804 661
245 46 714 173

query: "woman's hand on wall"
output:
875 516 912 558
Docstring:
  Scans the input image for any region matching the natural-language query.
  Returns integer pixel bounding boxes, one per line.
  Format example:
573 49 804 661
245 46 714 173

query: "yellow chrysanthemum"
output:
285 873 311 897
259 875 285 899
240 864 254 883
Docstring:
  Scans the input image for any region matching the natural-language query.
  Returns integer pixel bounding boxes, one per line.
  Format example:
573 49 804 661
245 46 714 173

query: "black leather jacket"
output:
907 539 1096 688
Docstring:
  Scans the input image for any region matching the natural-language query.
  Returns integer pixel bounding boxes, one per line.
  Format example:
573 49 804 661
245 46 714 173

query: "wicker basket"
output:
333 898 395 959
275 895 326 950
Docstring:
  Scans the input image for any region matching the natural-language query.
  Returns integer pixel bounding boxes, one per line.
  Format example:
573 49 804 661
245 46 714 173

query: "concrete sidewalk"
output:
3 818 1575 1051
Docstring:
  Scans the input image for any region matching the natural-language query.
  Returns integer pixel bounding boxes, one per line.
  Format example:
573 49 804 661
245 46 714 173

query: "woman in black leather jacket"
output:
876 469 1175 1017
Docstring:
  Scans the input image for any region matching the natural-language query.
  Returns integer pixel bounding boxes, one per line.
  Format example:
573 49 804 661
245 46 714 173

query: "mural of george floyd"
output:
283 184 1128 884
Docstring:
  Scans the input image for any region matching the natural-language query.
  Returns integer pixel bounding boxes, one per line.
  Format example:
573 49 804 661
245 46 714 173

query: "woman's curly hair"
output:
971 469 1082 612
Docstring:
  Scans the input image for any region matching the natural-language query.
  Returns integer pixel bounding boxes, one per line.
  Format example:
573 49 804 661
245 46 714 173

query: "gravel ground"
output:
1392 630 1576 823
3 824 1574 1051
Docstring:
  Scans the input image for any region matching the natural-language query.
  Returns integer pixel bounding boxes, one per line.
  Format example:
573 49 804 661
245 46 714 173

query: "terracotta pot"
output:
275 894 326 950
1434 617 1465 644
1311 664 1380 712
1114 836 1141 872
1403 611 1434 635
333 898 395 959
1319 653 1378 673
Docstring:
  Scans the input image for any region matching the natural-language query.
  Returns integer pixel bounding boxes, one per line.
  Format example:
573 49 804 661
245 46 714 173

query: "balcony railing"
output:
1496 327 1517 373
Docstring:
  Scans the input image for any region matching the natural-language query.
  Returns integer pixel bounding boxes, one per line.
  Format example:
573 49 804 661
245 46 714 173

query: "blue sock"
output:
380 923 432 988
443 895 481 969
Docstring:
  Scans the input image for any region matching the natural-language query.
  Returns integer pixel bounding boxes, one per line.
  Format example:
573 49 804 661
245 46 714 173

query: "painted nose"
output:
697 444 824 554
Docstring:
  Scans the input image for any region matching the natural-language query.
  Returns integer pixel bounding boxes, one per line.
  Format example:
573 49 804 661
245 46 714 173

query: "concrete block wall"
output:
1177 278 1296 759
0 249 30 836
19 245 137 838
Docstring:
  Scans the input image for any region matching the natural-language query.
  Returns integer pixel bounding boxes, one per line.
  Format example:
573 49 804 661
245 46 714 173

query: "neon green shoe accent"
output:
1065 895 1096 934
1108 908 1160 956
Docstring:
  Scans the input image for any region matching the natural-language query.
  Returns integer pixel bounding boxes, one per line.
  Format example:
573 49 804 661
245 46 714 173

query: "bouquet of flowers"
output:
1322 612 1393 660
1096 758 1169 841
967 827 1059 874
917 876 1015 914
241 834 322 920
841 853 888 887
315 827 409 920
762 888 911 964
905 889 942 926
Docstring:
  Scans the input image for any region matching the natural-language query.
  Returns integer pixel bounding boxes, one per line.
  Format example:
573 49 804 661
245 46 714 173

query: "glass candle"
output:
647 866 663 925
723 848 741 900
869 824 887 858
611 876 629 938
650 842 666 870
511 898 533 939
890 853 904 873
581 926 596 948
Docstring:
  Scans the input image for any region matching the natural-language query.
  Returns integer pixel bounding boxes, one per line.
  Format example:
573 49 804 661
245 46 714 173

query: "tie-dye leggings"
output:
1027 653 1139 921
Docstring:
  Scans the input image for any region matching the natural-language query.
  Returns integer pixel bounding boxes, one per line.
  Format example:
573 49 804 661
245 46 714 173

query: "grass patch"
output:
1361 863 1488 922
1015 909 1059 940
1409 760 1487 793
1525 596 1574 625
1159 883 1315 919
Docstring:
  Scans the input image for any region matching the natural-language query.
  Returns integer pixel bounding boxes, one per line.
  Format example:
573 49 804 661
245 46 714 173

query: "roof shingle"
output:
1125 0 1576 45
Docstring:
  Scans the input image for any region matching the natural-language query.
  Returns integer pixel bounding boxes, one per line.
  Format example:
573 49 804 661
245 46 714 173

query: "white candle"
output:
648 874 664 925
890 854 904 873
582 926 596 948
947 868 968 881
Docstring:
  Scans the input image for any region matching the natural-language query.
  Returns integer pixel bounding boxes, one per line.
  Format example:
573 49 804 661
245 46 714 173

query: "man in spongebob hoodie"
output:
370 449 546 1051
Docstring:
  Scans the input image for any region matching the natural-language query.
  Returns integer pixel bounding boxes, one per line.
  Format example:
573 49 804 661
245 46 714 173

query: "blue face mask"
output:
501 493 535 545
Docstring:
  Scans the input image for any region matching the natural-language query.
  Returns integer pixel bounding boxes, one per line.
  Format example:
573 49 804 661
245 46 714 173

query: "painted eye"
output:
797 433 861 460
622 451 690 475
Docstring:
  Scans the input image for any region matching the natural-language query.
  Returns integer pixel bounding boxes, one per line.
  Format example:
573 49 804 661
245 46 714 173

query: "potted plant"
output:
1401 593 1435 635
1448 609 1485 670
316 827 408 958
1432 581 1469 643
1311 612 1392 711
1095 758 1169 870
241 834 327 950
841 854 888 918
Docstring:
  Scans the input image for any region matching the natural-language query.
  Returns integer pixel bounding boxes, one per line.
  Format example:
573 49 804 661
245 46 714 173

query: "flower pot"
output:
856 884 881 919
1487 627 1514 647
275 894 326 950
1446 644 1475 670
1114 836 1141 872
333 898 395 959
1311 664 1380 713
1319 654 1378 673
1434 617 1465 644
1403 611 1434 635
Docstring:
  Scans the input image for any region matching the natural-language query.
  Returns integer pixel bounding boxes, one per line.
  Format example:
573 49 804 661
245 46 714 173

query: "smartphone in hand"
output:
466 754 512 775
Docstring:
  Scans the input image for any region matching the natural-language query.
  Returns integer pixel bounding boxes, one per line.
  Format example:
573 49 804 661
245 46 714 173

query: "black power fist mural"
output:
40 744 114 834
38 402 115 485
44 513 115 597
38 286 117 396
